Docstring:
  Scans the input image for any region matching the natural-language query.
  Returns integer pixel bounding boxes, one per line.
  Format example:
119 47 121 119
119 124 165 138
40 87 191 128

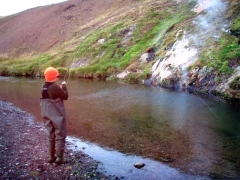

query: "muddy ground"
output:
0 100 117 180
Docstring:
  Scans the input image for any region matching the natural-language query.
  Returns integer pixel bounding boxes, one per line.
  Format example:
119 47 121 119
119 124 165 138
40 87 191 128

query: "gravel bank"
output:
0 100 116 180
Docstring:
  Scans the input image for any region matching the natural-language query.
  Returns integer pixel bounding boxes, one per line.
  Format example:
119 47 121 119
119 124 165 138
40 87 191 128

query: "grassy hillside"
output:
0 0 239 84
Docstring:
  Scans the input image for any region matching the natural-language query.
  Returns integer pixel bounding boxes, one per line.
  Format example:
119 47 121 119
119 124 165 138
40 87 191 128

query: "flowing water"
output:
0 76 239 179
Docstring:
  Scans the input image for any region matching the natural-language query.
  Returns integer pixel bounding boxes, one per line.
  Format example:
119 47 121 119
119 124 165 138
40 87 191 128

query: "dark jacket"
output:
40 82 68 140
41 82 68 100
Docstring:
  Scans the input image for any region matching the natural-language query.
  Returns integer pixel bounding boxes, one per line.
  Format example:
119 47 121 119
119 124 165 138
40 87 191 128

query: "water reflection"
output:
0 77 239 178
67 136 206 180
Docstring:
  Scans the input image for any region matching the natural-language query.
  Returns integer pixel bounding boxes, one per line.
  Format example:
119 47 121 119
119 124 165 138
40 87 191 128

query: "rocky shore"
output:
0 100 116 180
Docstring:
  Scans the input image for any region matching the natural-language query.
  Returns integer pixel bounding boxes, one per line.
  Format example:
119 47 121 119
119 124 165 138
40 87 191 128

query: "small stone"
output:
134 162 145 169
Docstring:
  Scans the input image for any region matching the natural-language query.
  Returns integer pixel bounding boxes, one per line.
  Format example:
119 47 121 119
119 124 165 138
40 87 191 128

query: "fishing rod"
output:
63 26 103 84
62 0 158 84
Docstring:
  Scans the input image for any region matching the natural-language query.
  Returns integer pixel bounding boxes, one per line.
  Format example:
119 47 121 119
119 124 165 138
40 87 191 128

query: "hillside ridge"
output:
0 0 146 57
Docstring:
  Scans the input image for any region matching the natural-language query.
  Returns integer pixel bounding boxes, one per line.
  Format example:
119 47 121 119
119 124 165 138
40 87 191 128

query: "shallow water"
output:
66 136 205 179
0 76 239 179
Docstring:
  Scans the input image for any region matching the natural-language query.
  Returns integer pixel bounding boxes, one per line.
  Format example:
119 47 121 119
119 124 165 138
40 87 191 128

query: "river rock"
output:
160 66 182 88
139 48 155 64
139 53 149 63
117 70 130 79
134 162 145 169
216 66 240 99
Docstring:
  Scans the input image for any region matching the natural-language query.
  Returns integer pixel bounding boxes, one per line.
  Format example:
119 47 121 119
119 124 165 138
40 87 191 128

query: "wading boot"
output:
48 140 56 163
55 140 66 165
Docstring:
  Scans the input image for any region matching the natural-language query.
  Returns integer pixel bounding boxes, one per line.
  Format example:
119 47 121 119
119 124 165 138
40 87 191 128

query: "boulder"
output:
216 66 240 99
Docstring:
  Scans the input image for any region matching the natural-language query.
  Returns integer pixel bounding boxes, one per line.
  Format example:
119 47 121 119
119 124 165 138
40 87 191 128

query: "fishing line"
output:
187 85 222 121
63 1 156 84
68 14 220 123
64 26 102 84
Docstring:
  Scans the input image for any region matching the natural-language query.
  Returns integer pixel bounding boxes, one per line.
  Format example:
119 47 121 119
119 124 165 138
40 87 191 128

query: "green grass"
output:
0 1 196 79
195 0 240 75
64 2 196 80
199 34 240 74
1 0 239 84
0 54 69 76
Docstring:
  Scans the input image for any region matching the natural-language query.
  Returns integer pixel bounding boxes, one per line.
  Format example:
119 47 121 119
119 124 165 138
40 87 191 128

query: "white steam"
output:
192 0 228 44
151 0 229 84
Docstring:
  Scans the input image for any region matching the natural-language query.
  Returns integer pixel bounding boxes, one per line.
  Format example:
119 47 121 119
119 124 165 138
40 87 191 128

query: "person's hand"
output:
60 81 66 89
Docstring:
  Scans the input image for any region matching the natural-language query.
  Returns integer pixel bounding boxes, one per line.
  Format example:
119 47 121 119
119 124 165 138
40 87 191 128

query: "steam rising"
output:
192 0 228 44
151 0 229 85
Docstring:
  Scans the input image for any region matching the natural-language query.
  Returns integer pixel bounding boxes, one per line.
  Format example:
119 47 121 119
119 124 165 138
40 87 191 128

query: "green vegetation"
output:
0 0 239 85
199 34 240 74
231 16 240 30
72 1 195 82
0 54 68 76
194 0 240 75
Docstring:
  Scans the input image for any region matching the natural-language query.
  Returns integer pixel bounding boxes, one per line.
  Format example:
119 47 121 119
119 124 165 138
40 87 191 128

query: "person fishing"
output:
39 67 68 164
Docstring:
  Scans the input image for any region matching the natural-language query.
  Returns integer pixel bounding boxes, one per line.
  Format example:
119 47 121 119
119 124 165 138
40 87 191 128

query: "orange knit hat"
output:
44 67 59 82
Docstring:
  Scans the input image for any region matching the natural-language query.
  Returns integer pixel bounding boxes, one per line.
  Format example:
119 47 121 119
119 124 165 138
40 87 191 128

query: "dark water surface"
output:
0 76 239 179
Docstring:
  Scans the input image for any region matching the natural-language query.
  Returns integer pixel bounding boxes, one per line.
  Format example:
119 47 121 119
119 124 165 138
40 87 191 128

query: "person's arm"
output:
59 81 68 100
48 83 68 100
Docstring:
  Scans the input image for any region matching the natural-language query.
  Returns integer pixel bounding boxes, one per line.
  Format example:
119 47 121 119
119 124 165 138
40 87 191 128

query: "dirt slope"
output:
0 0 139 57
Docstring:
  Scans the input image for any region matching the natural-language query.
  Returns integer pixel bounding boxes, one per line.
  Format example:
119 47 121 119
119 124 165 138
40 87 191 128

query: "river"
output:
0 76 239 179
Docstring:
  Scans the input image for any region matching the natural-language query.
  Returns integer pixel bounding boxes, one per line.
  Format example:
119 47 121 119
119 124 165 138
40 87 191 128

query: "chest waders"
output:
40 98 66 164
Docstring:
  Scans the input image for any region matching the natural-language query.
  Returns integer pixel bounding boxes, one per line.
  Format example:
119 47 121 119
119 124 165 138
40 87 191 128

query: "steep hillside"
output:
0 0 239 101
0 0 140 57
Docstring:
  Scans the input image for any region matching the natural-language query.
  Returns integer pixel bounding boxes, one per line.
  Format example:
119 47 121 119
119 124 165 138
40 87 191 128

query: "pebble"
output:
134 162 145 169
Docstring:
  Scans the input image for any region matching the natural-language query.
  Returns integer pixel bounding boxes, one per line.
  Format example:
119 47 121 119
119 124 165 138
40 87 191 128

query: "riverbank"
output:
0 100 115 180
